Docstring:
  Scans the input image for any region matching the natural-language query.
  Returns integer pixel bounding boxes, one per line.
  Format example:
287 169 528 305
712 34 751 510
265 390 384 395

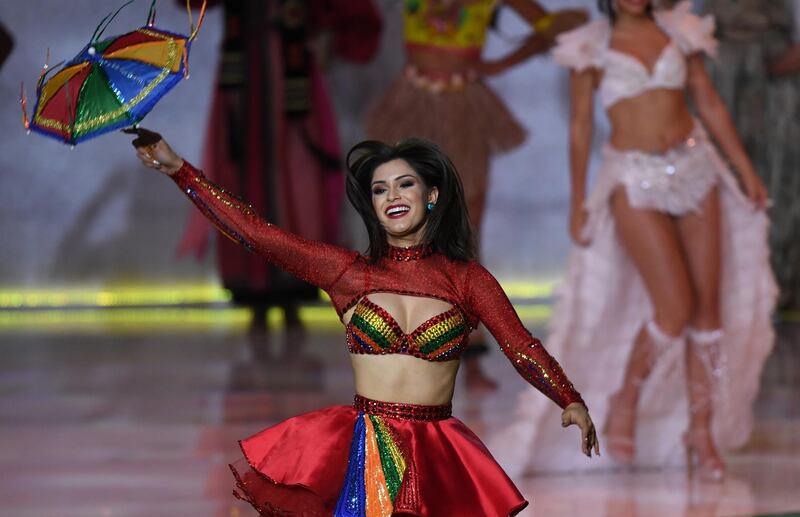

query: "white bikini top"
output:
553 1 718 109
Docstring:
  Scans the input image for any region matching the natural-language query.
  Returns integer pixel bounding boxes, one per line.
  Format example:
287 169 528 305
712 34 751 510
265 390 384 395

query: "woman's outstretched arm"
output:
128 128 358 291
465 262 599 457
475 1 587 77
503 0 588 43
686 55 768 208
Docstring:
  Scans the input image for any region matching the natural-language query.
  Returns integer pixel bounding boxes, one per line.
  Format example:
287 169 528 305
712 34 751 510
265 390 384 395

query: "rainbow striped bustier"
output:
346 297 470 361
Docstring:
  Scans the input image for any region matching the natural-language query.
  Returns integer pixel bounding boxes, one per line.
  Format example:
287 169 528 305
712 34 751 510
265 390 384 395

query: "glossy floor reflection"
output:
0 316 798 516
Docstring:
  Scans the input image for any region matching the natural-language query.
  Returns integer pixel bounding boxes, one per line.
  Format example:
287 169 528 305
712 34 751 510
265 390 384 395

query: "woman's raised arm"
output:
129 128 358 292
474 1 587 77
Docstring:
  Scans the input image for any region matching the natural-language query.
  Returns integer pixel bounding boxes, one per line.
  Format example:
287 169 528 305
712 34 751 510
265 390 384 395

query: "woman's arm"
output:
686 54 768 207
474 33 550 77
568 69 595 245
465 263 599 456
465 263 584 409
769 44 800 76
503 0 588 42
772 0 800 75
129 129 358 291
475 0 587 76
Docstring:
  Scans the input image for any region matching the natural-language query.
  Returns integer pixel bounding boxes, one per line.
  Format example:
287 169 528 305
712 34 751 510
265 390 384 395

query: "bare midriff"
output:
606 88 695 153
343 292 463 406
351 354 459 406
406 44 482 75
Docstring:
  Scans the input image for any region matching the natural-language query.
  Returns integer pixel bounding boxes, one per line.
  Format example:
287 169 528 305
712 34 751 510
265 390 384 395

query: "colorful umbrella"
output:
21 0 206 145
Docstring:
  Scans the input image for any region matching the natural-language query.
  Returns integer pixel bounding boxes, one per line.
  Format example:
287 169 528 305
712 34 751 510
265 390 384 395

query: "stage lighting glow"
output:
0 308 251 333
0 281 556 333
0 284 231 308
0 280 556 309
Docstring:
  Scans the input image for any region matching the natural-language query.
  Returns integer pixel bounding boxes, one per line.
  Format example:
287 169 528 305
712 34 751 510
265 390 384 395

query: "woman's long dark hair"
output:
345 138 475 263
598 0 655 22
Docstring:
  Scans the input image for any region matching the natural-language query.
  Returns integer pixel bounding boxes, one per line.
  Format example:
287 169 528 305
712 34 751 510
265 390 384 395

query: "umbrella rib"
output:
71 65 99 137
95 64 127 109
64 79 75 141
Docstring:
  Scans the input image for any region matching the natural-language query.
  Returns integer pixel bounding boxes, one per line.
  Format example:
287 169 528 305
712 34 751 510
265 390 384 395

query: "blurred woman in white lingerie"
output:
491 0 776 481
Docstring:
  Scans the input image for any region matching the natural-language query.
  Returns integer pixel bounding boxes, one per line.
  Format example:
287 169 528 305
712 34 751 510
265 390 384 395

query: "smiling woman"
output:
370 161 435 245
345 139 471 263
127 128 598 516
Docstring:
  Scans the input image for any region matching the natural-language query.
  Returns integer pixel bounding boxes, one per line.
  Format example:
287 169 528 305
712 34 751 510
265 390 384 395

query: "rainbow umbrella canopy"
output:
22 0 206 145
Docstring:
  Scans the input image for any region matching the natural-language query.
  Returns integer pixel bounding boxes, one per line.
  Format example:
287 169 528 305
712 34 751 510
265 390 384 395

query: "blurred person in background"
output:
703 0 800 310
177 0 381 339
493 0 776 481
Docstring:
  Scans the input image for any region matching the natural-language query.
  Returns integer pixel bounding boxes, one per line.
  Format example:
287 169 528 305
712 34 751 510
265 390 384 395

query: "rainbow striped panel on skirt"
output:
335 412 407 517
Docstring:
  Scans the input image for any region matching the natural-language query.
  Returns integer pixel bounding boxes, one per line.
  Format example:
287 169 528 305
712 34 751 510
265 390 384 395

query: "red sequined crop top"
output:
171 161 585 409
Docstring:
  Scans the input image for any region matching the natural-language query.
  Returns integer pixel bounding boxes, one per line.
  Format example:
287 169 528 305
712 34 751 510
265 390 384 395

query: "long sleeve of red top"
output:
465 262 585 409
171 161 359 292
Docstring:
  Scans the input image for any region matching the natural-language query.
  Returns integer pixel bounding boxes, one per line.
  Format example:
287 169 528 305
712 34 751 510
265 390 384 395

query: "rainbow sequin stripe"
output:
334 413 407 517
347 298 469 361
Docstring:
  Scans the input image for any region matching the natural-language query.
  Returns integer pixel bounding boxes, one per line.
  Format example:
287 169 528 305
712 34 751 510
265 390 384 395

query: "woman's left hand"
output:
562 402 600 458
739 171 769 209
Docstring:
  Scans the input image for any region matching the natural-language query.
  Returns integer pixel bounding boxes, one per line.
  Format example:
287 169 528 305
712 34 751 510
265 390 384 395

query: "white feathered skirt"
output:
491 122 777 474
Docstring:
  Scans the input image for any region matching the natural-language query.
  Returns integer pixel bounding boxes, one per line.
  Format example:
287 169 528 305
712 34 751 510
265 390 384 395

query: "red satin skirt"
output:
230 395 528 516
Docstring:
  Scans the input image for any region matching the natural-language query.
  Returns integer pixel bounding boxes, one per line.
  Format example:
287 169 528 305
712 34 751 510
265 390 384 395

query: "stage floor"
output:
0 316 798 517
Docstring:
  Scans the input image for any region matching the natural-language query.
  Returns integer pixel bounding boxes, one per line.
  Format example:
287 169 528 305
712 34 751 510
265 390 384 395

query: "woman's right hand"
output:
569 204 591 246
124 127 184 176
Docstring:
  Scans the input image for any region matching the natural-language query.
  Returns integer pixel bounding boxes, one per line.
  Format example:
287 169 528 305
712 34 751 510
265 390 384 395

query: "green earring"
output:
426 202 435 211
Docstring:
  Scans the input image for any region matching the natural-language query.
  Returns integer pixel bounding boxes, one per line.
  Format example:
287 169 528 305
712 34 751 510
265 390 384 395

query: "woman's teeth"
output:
386 206 410 217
